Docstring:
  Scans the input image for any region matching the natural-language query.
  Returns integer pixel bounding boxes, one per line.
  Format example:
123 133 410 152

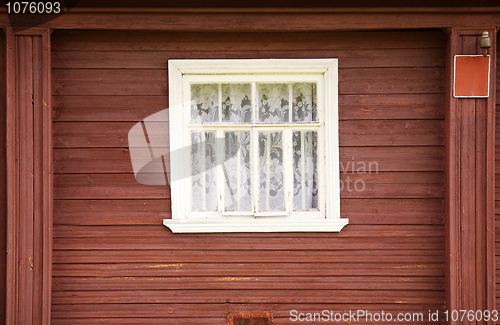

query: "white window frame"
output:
164 59 348 233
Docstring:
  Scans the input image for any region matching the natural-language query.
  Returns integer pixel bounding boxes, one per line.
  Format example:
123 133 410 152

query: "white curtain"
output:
190 82 318 212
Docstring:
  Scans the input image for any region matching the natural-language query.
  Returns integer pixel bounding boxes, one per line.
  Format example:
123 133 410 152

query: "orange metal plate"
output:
454 55 490 98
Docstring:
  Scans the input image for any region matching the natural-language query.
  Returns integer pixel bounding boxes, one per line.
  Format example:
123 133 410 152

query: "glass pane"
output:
224 131 251 211
222 84 252 123
292 83 317 122
191 84 219 124
257 83 289 123
293 131 318 210
191 131 217 211
259 131 284 211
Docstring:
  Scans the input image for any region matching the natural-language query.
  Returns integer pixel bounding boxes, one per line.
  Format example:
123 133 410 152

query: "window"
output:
163 59 348 233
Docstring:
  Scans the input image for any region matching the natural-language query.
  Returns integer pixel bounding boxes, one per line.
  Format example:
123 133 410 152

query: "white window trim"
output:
164 59 348 233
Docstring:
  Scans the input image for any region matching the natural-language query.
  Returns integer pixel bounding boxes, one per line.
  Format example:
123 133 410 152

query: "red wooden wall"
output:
496 34 500 319
51 30 446 324
0 29 6 323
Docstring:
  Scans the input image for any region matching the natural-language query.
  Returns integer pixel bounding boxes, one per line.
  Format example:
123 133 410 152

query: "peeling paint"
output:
135 264 182 268
391 265 427 269
216 277 253 281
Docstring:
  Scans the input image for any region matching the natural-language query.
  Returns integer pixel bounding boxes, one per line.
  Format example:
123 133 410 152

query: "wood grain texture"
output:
5 29 53 325
495 33 500 321
50 303 443 319
447 29 497 325
3 10 500 31
52 30 446 323
0 29 6 325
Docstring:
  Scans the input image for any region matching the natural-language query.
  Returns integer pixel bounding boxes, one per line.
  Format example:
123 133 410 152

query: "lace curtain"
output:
190 82 318 212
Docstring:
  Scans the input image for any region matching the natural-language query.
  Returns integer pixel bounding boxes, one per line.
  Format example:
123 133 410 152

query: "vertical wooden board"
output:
456 34 476 318
444 29 460 315
495 31 500 317
5 27 16 325
449 30 497 324
475 98 488 318
459 98 477 313
17 35 34 324
32 34 44 321
5 29 53 325
0 29 6 325
487 29 497 318
42 29 53 325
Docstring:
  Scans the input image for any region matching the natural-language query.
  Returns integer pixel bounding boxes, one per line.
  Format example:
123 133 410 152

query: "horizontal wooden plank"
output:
53 236 445 251
51 262 444 277
50 302 445 319
51 289 444 305
52 248 444 264
52 94 444 122
53 146 445 174
341 198 443 226
51 317 445 325
51 48 445 69
339 120 444 146
54 212 168 226
53 80 167 96
54 199 170 213
52 95 168 109
339 94 444 120
53 224 444 238
339 68 444 95
53 68 168 82
54 174 170 199
53 120 444 147
52 275 444 291
50 318 446 325
5 8 500 31
345 212 443 225
51 30 446 51
52 68 444 96
51 318 222 324
339 172 443 199
341 146 444 172
53 210 444 226
53 121 133 148
54 148 135 174
53 102 168 122
52 198 443 225
340 172 443 185
52 172 443 199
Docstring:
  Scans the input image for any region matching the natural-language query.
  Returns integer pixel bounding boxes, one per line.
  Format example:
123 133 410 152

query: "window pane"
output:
259 131 284 211
191 84 219 124
191 131 217 211
224 131 251 211
257 83 289 123
292 83 317 122
222 84 252 123
293 131 318 210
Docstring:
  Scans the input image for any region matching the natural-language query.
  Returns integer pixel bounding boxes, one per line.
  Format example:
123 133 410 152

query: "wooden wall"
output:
51 30 446 324
0 29 6 324
496 35 500 318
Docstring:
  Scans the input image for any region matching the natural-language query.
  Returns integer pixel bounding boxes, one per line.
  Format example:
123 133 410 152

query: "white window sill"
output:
163 218 349 233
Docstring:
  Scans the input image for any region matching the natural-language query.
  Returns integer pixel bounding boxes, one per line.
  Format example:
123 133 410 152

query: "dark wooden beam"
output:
1 11 500 31
445 27 496 324
5 27 52 325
